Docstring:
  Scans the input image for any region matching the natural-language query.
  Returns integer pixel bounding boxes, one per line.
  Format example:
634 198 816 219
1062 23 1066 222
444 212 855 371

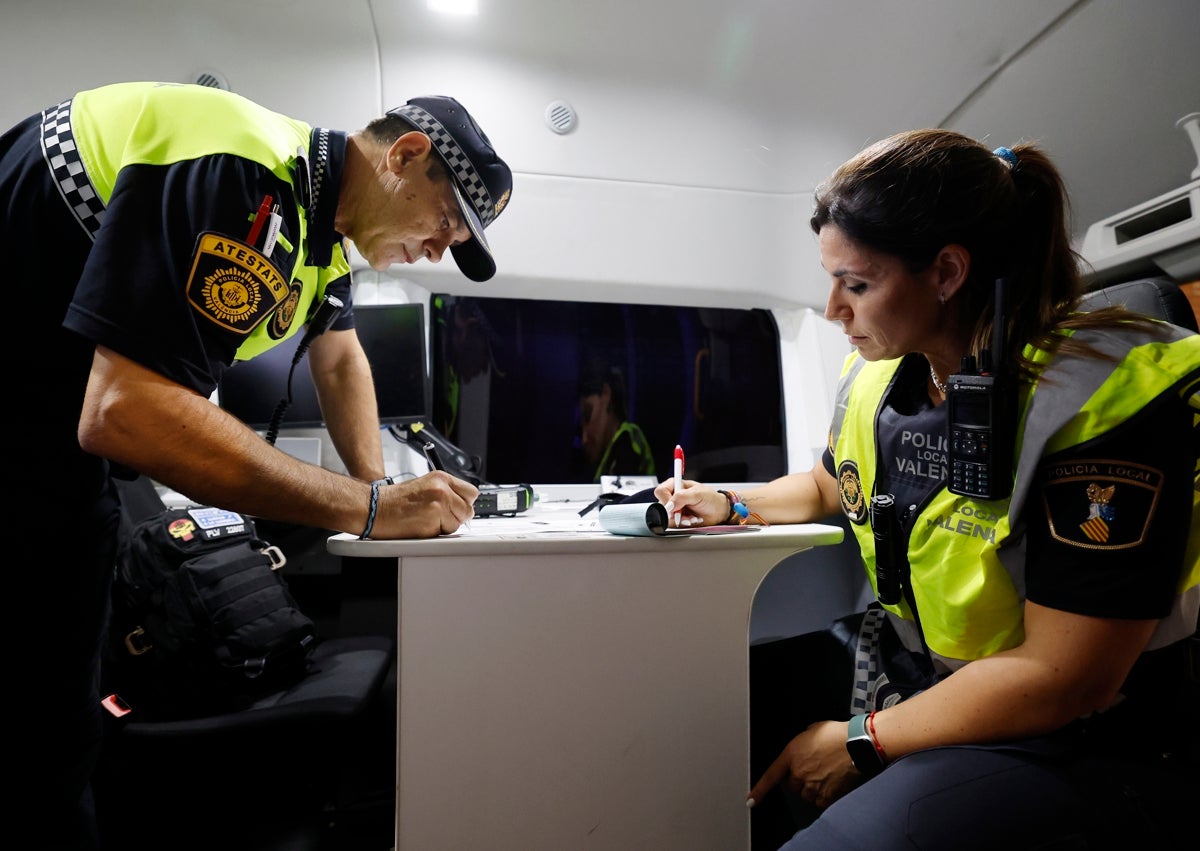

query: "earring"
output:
938 292 946 305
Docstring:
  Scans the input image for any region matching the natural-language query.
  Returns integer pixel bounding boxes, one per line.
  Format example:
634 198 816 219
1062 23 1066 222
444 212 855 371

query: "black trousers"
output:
749 624 1199 851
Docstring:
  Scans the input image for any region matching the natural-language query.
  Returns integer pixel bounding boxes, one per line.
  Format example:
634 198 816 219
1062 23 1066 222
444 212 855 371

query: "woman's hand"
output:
656 479 729 527
747 720 862 811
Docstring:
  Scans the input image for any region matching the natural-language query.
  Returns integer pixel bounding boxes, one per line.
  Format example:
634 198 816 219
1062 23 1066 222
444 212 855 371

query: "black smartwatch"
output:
845 713 886 777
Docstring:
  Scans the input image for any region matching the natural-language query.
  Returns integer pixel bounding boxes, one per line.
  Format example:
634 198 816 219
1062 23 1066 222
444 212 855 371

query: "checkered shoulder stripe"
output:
41 98 106 242
394 104 495 226
850 605 886 714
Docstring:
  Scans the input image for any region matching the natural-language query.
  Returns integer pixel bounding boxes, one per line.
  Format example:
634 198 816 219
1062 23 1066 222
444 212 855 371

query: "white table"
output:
328 494 843 851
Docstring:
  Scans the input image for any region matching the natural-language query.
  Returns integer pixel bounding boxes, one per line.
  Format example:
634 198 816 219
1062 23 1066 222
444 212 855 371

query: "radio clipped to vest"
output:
946 279 1016 500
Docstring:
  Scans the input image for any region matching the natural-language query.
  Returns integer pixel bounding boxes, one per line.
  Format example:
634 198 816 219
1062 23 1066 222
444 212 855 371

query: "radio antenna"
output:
986 278 1007 375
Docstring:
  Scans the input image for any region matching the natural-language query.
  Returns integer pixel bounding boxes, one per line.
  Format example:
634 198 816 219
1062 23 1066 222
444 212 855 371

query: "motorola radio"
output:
945 279 1015 500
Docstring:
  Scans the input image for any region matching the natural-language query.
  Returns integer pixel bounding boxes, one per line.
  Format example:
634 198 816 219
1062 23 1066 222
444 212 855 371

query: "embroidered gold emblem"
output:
494 188 511 215
186 233 290 334
269 284 304 339
1079 483 1116 543
838 459 868 524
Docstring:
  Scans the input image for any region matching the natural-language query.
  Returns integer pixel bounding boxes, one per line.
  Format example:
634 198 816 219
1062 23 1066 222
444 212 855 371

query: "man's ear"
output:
385 130 433 175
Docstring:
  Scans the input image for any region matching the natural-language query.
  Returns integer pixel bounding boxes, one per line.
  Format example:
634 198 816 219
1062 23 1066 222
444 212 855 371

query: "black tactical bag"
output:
107 505 318 721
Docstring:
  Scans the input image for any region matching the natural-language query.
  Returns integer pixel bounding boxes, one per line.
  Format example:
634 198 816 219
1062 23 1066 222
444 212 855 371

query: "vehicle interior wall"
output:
4 0 1196 643
8 1 1198 312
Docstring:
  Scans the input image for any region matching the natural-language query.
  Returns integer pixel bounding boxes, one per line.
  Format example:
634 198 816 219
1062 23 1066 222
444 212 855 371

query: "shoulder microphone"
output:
292 295 345 364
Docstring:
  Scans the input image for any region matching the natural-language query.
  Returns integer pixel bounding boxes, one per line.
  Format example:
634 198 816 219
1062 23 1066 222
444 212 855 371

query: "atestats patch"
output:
186 233 291 334
1040 458 1163 550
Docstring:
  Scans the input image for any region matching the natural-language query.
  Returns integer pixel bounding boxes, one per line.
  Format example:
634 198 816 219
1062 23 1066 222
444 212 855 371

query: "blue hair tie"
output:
993 146 1018 169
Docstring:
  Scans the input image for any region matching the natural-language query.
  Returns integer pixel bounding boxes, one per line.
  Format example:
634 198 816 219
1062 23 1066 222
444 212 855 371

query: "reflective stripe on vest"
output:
592 421 656 482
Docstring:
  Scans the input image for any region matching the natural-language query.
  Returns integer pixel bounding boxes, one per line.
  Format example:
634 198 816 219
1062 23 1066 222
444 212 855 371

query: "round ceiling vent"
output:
194 70 230 91
545 100 577 135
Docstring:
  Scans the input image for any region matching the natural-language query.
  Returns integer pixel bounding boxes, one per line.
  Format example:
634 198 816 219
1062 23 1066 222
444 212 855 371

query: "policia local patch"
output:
1040 458 1163 550
186 233 290 334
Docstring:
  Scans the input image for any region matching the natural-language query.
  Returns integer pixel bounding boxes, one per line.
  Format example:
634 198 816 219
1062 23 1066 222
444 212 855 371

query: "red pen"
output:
246 194 273 246
673 444 685 526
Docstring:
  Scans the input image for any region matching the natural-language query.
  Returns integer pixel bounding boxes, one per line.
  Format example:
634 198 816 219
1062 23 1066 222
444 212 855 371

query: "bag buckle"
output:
260 544 287 571
123 625 153 656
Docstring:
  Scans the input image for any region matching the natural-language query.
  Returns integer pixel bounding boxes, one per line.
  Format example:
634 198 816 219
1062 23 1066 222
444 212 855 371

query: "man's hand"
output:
371 471 479 538
747 720 861 811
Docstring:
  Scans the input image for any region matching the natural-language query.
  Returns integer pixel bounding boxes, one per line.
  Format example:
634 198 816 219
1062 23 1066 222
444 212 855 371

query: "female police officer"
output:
661 129 1198 849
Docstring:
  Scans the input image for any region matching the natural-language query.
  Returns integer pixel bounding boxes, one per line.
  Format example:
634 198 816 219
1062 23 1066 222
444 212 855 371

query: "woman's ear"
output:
933 244 971 302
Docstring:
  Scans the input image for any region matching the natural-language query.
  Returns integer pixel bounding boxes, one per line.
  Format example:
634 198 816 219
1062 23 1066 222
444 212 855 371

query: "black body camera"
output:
870 493 905 605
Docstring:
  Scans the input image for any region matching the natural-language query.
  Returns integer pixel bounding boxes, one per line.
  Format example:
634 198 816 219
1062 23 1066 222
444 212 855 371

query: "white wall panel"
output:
0 0 380 133
361 171 829 309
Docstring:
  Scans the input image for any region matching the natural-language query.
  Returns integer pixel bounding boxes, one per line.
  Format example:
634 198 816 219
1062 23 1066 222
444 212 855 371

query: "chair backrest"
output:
99 477 398 849
1079 276 1199 331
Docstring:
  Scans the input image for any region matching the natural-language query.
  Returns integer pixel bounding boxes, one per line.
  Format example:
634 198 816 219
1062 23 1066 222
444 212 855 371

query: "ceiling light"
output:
427 0 478 15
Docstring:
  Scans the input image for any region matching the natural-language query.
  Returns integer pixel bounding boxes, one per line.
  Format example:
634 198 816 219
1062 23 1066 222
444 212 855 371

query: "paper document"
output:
598 502 759 537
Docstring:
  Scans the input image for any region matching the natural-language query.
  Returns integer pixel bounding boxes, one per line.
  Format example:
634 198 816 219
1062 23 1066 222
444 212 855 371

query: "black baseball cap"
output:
388 96 513 282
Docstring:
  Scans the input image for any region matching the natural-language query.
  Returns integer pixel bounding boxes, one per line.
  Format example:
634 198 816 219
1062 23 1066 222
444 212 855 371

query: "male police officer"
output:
0 81 512 848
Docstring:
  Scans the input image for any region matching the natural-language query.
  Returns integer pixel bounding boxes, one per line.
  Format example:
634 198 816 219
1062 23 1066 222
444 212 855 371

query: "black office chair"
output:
95 476 397 851
1078 275 1199 332
1081 275 1200 841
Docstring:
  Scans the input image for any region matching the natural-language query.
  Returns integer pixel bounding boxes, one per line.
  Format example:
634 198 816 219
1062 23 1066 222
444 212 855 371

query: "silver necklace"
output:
929 366 948 395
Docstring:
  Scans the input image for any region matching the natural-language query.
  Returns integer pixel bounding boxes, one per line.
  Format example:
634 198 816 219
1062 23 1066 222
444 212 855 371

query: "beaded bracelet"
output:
716 488 770 526
359 476 394 540
717 489 740 524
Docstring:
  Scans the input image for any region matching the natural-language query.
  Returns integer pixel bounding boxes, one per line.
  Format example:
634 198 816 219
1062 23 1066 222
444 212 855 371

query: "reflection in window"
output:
431 294 785 484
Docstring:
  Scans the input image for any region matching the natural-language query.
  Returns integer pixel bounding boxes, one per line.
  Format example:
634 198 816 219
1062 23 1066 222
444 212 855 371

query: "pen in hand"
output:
423 441 445 472
673 444 684 526
422 439 473 530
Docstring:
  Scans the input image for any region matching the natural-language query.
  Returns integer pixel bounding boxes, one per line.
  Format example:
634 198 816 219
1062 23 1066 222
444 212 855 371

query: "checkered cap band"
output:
40 98 106 241
392 103 495 227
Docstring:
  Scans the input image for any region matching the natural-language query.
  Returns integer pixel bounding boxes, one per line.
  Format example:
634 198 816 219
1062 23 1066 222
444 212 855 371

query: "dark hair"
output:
579 356 628 421
810 129 1146 379
363 114 450 183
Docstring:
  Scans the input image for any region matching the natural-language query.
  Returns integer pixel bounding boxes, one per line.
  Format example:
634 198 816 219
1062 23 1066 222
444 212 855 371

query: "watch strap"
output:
845 712 886 777
847 712 869 740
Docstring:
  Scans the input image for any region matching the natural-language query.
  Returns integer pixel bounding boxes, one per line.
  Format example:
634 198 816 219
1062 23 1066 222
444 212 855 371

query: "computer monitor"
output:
217 302 430 430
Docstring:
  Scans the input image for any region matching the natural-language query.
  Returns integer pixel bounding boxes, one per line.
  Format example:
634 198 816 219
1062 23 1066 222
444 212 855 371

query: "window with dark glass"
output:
430 294 786 484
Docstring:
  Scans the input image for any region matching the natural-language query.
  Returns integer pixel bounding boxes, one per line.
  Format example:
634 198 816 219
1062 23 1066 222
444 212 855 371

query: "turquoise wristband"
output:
845 712 886 777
